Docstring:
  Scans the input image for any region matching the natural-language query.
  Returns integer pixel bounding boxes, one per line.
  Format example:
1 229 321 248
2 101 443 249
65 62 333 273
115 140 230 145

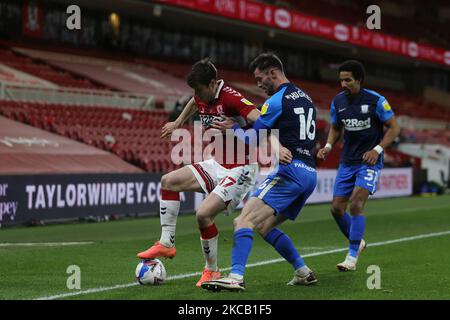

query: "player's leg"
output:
232 197 280 281
197 162 258 286
195 164 258 287
257 213 318 286
201 197 275 292
195 193 227 287
337 186 369 271
256 172 318 286
331 164 357 240
337 164 380 271
348 186 370 256
137 166 203 259
219 171 308 283
331 196 351 239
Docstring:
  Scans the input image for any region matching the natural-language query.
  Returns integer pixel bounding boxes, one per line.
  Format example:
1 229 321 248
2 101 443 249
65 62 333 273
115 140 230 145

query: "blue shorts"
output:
251 160 317 220
333 162 383 197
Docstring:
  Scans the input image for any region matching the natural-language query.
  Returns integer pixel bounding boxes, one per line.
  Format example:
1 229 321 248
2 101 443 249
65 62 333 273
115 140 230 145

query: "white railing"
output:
0 84 156 109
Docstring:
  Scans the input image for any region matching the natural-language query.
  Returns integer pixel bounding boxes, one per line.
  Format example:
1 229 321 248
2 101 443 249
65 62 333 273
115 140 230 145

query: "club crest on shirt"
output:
360 104 369 114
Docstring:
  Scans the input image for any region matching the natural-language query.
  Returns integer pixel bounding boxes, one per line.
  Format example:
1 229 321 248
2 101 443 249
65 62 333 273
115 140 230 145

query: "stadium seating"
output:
143 59 450 122
0 100 183 173
401 128 450 147
0 47 109 90
1 47 448 173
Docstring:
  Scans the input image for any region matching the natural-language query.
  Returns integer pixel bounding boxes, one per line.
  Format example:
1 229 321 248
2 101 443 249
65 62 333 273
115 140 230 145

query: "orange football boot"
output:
196 268 221 287
137 241 176 259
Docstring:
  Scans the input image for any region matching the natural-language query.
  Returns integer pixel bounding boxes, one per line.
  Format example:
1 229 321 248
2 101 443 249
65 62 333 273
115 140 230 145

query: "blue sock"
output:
231 228 254 277
349 215 366 257
333 212 352 239
264 228 305 270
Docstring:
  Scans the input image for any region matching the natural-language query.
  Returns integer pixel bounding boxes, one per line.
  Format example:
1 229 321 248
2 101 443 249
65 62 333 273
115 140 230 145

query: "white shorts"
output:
187 158 259 214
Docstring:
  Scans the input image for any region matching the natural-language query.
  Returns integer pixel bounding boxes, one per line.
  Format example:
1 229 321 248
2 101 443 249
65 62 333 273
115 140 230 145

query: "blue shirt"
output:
330 88 395 165
259 82 317 167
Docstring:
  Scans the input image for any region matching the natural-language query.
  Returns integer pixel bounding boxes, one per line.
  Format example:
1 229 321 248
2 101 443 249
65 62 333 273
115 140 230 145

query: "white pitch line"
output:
35 230 450 300
0 242 94 247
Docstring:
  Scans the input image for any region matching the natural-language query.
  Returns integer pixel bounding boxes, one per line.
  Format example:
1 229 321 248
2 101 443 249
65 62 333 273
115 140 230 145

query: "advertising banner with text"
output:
156 0 450 67
0 173 195 226
194 167 413 210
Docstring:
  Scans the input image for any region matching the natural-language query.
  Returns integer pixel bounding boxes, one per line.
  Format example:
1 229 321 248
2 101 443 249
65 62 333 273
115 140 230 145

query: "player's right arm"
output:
317 100 343 160
161 97 197 138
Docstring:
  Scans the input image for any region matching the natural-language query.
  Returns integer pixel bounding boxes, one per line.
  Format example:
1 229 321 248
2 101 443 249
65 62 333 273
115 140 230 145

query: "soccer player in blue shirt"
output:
201 53 318 291
317 60 400 271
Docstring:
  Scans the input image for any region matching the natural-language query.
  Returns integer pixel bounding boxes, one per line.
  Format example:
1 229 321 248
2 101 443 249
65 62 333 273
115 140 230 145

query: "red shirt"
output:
194 80 257 169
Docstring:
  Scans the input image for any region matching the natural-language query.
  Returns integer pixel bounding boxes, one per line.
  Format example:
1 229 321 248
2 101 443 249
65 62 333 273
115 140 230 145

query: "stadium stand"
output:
0 47 108 90
0 115 142 174
0 0 447 175
277 0 449 47
0 100 181 173
1 46 447 173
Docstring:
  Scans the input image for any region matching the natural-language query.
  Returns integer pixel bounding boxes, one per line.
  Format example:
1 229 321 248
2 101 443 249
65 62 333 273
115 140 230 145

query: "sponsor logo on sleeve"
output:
241 98 254 106
261 103 269 115
382 101 392 111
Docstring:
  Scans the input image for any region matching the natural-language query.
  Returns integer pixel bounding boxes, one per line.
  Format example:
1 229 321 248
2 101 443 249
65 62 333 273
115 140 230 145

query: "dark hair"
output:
338 60 365 83
249 53 284 74
186 58 217 88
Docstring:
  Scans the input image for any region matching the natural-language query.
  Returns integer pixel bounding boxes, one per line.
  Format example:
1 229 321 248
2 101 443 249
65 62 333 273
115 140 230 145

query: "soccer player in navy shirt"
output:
317 60 400 271
202 53 319 291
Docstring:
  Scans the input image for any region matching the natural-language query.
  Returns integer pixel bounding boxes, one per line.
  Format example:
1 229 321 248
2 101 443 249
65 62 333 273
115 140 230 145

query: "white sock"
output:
296 265 312 277
200 235 218 271
229 273 244 281
159 199 180 247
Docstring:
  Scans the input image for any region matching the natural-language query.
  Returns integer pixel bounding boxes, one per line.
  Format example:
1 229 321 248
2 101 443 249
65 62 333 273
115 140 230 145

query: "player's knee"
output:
330 205 345 217
255 224 269 237
196 208 211 225
161 173 180 191
349 200 364 215
233 217 239 229
233 215 253 230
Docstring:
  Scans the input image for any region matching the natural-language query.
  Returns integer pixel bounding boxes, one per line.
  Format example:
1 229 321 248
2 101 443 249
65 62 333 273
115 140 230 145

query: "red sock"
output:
199 223 218 239
161 189 180 201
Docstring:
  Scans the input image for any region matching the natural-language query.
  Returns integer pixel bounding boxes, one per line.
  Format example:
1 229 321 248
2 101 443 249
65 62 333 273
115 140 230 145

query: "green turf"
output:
0 195 449 300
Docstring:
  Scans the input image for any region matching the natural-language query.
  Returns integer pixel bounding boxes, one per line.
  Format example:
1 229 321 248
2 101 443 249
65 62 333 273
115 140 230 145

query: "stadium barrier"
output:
0 173 195 227
194 167 413 209
0 168 413 226
308 167 413 203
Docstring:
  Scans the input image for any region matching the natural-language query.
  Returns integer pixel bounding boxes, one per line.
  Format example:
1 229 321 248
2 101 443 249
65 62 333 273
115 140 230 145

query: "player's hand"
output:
160 121 179 138
210 115 235 132
278 146 293 165
362 150 379 165
317 146 331 160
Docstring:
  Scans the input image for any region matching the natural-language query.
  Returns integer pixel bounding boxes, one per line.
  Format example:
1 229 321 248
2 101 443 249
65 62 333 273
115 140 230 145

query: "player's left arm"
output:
362 98 401 165
245 109 261 124
378 116 401 149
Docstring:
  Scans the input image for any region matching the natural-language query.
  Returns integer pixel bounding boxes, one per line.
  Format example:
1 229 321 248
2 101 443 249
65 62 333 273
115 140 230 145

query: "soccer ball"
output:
135 259 166 285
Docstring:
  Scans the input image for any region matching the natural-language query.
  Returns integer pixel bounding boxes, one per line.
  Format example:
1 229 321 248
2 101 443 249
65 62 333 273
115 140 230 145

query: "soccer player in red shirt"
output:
137 58 264 287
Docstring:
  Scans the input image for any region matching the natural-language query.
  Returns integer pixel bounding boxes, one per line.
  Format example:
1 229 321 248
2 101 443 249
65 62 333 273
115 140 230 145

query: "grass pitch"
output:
0 195 449 300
